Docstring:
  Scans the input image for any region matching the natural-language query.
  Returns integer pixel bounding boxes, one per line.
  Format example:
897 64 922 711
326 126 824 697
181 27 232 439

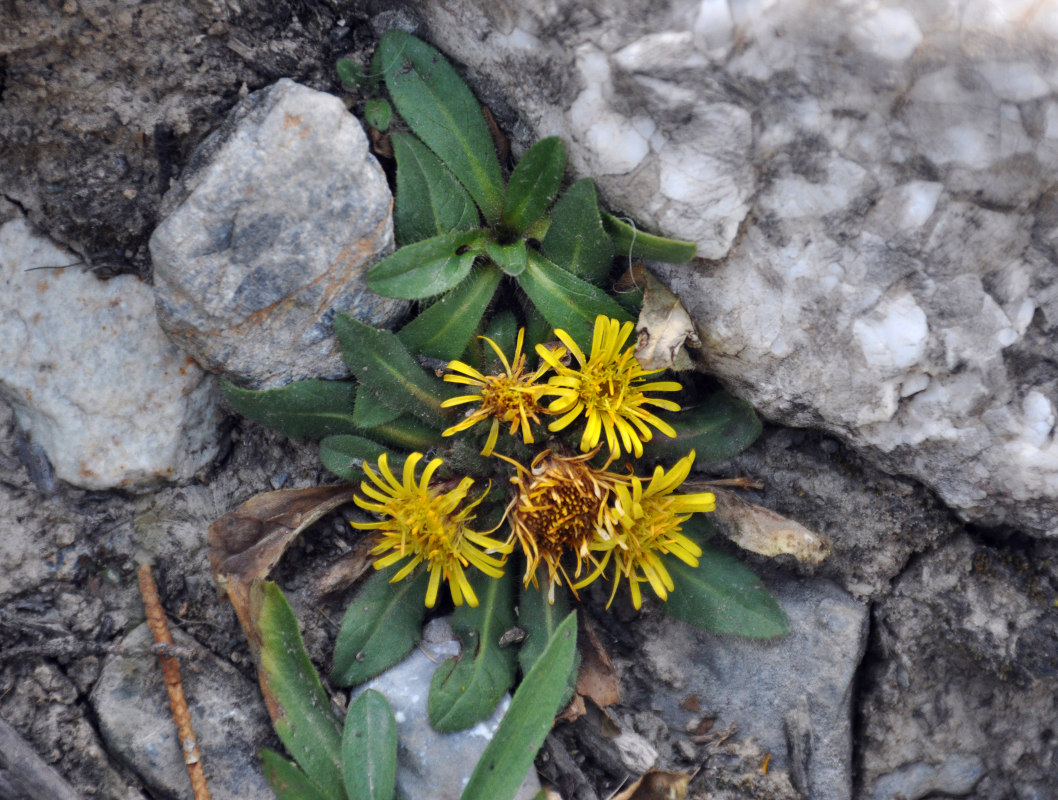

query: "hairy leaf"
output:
392 132 480 246
256 582 345 798
541 179 614 283
364 98 393 131
664 531 789 638
261 749 332 800
222 379 357 439
461 612 578 800
352 389 404 430
428 571 516 732
502 137 566 234
318 435 403 483
602 211 697 263
643 392 762 464
517 251 632 348
342 690 397 800
336 59 365 90
486 239 528 277
376 30 505 224
367 229 487 300
331 566 429 686
334 312 453 427
397 265 502 360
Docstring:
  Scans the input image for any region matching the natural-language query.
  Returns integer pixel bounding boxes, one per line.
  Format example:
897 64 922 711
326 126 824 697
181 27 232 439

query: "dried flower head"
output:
585 451 714 609
441 328 550 456
537 315 682 459
351 452 509 608
503 448 623 601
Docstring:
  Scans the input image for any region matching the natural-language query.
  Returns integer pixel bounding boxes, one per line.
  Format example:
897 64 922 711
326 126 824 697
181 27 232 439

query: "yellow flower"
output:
502 448 623 602
440 329 550 456
351 452 509 608
582 451 714 609
536 315 682 459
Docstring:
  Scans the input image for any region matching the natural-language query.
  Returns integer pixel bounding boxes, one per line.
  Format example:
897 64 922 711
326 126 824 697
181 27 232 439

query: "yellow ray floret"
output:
351 452 509 608
536 315 681 459
441 328 550 456
580 450 715 609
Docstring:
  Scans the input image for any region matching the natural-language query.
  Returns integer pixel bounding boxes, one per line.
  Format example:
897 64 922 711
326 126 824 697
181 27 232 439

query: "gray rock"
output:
0 216 222 491
150 78 406 388
92 622 274 800
861 534 1058 798
639 575 868 800
410 1 1058 538
715 427 958 602
352 617 540 800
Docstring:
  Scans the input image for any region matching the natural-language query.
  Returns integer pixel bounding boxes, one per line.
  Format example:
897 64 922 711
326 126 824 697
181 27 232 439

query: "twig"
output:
138 563 212 800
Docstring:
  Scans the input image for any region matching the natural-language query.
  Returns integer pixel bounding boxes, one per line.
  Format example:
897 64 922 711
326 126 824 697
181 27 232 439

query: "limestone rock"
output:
92 623 274 800
352 617 540 800
150 78 406 388
0 217 221 491
640 576 868 800
413 1 1058 537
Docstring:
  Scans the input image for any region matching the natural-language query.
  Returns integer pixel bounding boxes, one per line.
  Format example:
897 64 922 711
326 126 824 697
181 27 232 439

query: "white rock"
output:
851 6 922 62
0 217 221 490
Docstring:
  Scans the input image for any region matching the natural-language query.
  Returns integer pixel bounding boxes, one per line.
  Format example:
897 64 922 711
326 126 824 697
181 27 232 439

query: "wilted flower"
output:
503 448 623 601
351 452 508 607
537 315 681 459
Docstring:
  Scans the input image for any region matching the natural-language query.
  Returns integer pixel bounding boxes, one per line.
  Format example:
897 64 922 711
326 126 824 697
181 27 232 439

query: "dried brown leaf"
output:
207 484 358 631
633 264 697 371
712 488 831 564
610 770 691 800
310 538 376 598
575 615 621 709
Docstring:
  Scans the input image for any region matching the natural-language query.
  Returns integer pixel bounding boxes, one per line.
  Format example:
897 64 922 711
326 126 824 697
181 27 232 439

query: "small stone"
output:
0 216 222 491
353 617 541 800
151 78 407 389
92 623 274 800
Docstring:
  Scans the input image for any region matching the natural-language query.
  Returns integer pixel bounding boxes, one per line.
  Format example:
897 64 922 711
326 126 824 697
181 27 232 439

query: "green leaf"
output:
261 749 332 800
364 98 393 131
541 179 615 284
397 266 502 360
391 132 480 246
334 313 453 427
428 570 517 733
643 392 762 464
664 532 789 638
460 612 578 800
336 59 365 90
485 239 528 277
222 379 358 439
516 251 632 349
482 310 518 370
257 582 345 799
367 416 447 451
332 566 430 686
502 137 566 234
352 390 404 430
319 435 401 482
602 211 697 263
368 230 487 301
342 690 397 800
517 575 576 686
376 30 505 224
